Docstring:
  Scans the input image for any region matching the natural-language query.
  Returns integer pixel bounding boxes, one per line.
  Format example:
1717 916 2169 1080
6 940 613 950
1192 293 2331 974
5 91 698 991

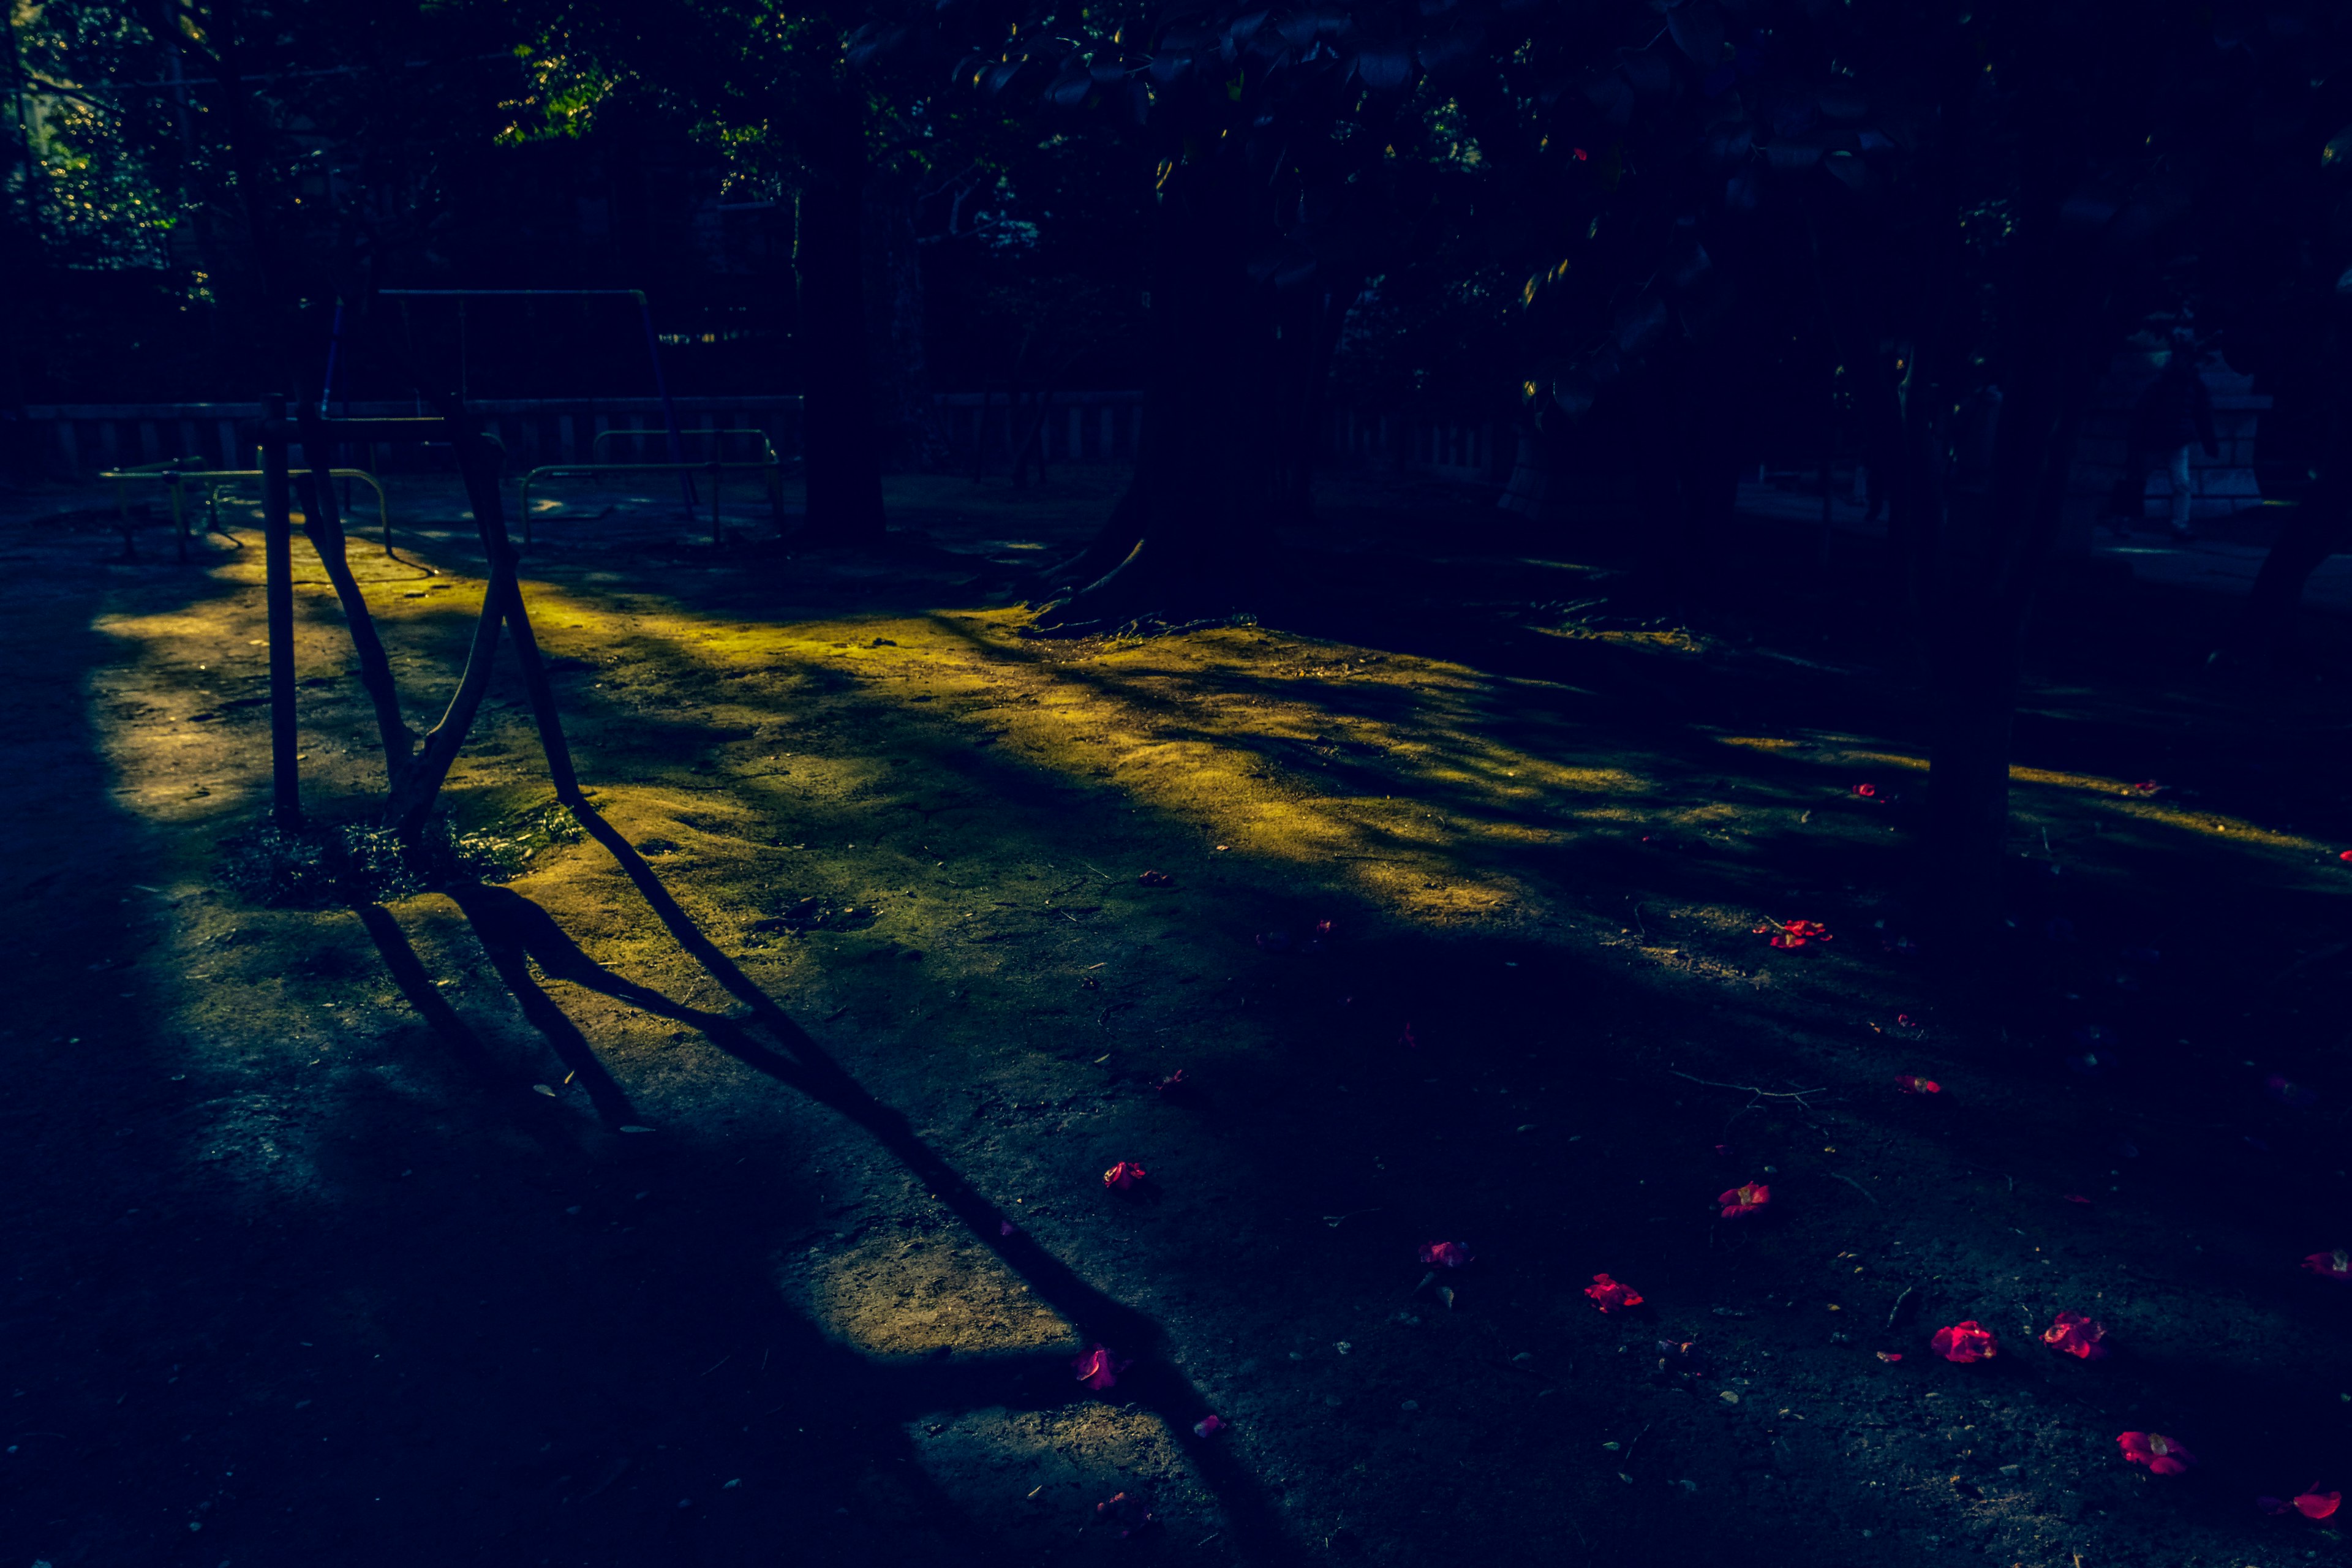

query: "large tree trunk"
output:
2223 475 2352 661
794 99 888 549
862 162 946 470
1031 168 1289 630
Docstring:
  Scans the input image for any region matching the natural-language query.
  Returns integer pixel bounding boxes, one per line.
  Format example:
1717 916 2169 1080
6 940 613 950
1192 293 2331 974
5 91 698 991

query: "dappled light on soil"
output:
10 471 2352 1565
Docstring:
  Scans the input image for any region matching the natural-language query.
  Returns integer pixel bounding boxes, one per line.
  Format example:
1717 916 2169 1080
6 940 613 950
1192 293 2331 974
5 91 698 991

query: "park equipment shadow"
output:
350 804 1302 1563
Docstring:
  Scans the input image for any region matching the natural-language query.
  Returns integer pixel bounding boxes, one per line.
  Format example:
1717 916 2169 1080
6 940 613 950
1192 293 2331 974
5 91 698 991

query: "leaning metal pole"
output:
258 393 301 827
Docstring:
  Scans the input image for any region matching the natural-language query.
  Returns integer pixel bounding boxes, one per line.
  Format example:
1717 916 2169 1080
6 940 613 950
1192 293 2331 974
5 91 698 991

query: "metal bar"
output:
259 394 301 828
514 459 786 548
635 291 696 512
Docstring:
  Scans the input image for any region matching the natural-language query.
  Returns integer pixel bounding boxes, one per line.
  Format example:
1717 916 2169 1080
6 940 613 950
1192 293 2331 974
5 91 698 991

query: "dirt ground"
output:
4 462 2352 1567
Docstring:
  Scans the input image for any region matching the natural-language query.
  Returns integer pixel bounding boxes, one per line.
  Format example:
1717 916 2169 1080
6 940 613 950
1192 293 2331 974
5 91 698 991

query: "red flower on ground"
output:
1072 1344 1129 1392
1719 1181 1771 1219
1855 783 1878 797
1137 870 1172 886
1584 1273 1645 1313
2339 848 2352 863
2041 1311 2108 1360
1419 1241 1474 1269
1313 919 1335 939
1875 1352 1904 1363
1754 918 1833 950
1930 1321 1999 1362
2296 1487 2343 1520
1193 1414 1228 1438
1894 1074 1942 1095
1102 1160 1148 1192
2118 1431 2195 1475
2304 1249 2352 1281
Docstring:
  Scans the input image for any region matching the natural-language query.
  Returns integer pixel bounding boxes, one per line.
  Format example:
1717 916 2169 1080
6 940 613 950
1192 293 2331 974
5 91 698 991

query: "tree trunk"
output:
794 104 888 549
862 162 946 470
1031 167 1286 629
2226 478 2351 660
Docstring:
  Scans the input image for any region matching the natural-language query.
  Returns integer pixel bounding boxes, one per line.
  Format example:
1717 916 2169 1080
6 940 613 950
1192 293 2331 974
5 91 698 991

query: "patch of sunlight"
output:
791 1229 1079 1361
916 1403 1212 1530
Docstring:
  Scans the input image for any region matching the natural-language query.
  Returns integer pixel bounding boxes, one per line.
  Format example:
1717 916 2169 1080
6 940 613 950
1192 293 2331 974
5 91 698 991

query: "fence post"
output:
259 393 302 828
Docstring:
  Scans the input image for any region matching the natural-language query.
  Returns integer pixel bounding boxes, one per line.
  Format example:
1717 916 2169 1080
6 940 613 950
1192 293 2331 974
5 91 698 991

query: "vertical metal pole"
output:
709 456 722 546
260 394 301 827
634 290 698 512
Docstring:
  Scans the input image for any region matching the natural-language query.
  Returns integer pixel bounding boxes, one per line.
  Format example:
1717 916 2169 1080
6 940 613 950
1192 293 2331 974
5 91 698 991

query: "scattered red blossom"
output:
2041 1311 2108 1360
1102 1160 1148 1192
1156 1068 1189 1097
1855 783 1878 797
2306 1249 2352 1281
1072 1344 1129 1392
2063 1194 2094 1205
1419 1241 1474 1269
2297 1487 2343 1520
1930 1321 1999 1363
1313 919 1335 939
1193 1414 1228 1439
1718 1181 1771 1220
1583 1273 1645 1313
1754 918 1833 950
1137 870 1172 886
2118 1431 2195 1475
1875 1352 1904 1363
1572 146 1589 160
1894 1074 1942 1095
2340 850 2352 863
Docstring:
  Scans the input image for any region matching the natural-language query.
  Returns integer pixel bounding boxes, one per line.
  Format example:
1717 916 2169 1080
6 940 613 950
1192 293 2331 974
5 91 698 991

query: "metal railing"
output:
518 429 793 547
100 458 397 565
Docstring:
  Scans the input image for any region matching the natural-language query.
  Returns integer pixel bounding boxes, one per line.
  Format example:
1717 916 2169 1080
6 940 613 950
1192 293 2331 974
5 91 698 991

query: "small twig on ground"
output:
698 1354 731 1379
1672 1071 1828 1106
1828 1170 1879 1206
1082 861 1114 881
1887 1286 1915 1329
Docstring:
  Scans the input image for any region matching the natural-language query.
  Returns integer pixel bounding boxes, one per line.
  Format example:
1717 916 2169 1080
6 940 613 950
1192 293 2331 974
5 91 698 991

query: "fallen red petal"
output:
2064 1194 2093 1205
2118 1431 2196 1474
2304 1249 2352 1281
1193 1414 1228 1438
2041 1310 2109 1360
1718 1181 1771 1219
1072 1344 1129 1392
1894 1074 1942 1095
1102 1160 1149 1192
1875 1351 1904 1363
2296 1488 2343 1520
1584 1273 1645 1313
1855 783 1877 797
1419 1240 1474 1269
1930 1321 1999 1363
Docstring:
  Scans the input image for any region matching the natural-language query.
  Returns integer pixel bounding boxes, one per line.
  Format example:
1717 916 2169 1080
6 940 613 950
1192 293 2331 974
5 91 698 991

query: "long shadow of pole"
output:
526 804 1303 1562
